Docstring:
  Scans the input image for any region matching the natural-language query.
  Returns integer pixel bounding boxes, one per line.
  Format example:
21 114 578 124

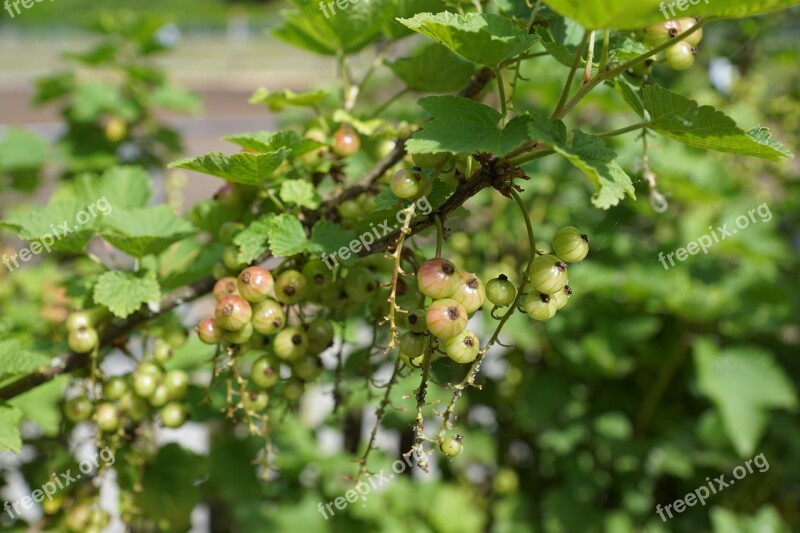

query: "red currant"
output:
440 435 463 457
251 356 279 388
237 266 274 303
405 309 428 334
390 169 422 200
64 395 92 422
215 295 252 331
164 370 189 399
426 299 468 339
529 255 568 295
523 291 558 321
102 377 128 401
251 298 285 335
412 152 449 169
644 20 681 45
224 320 255 345
68 326 99 354
551 286 571 310
197 317 223 344
160 401 188 428
677 17 702 46
95 402 120 433
553 226 589 263
399 331 427 357
332 127 361 158
213 277 240 301
418 258 459 299
450 273 486 314
445 330 480 364
666 41 696 70
274 269 307 304
306 318 334 353
222 245 247 271
242 390 270 411
274 327 309 360
302 259 333 289
486 274 516 307
343 266 378 302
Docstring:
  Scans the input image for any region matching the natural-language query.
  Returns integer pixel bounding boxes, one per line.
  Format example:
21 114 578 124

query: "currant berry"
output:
215 295 252 331
164 370 189 399
64 395 92 422
274 327 309 360
215 183 245 211
306 318 334 353
440 435 464 457
418 258 459 299
163 322 187 348
251 356 279 388
149 384 170 407
405 309 428 334
523 291 558 322
399 331 427 358
643 20 681 45
302 259 333 289
551 286 571 310
274 269 307 304
95 402 120 433
213 277 240 301
282 379 305 402
218 221 245 244
251 298 285 335
343 266 378 302
65 505 91 532
529 255 568 295
337 199 362 220
553 226 589 263
222 245 247 271
486 275 516 307
300 128 329 165
332 127 361 158
390 169 422 200
160 402 188 428
445 330 480 364
450 273 486 314
426 299 468 339
66 311 91 332
224 320 255 345
197 317 223 345
153 339 173 365
293 357 323 381
237 266 274 303
666 41 696 70
121 392 149 422
68 326 99 354
412 152 449 169
242 390 270 412
102 377 128 401
133 370 159 398
677 17 702 46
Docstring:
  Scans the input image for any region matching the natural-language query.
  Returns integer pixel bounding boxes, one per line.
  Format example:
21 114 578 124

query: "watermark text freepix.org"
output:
2 196 112 273
660 0 710 20
3 447 115 519
4 0 55 19
321 195 432 270
655 452 769 522
658 202 771 270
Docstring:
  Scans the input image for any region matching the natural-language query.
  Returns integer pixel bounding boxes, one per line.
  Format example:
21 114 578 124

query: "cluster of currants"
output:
66 308 103 354
642 17 704 70
522 227 589 321
63 337 190 432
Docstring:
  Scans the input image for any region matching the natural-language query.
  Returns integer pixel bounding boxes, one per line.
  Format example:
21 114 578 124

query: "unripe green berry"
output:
68 326 99 354
440 435 463 457
553 226 589 263
251 299 285 335
215 295 253 331
274 270 307 304
237 266 274 303
524 291 558 322
486 274 516 307
529 255 568 295
445 330 480 364
274 327 309 360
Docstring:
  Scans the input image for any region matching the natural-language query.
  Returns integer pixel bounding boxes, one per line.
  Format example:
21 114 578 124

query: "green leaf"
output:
100 206 196 258
274 0 396 55
70 82 138 122
0 201 101 253
0 128 48 171
168 151 287 185
406 96 531 156
279 180 321 209
148 84 202 114
234 216 272 264
224 130 325 159
542 0 800 30
62 166 151 210
0 339 49 379
248 88 329 111
10 377 68 436
0 406 23 453
399 12 538 67
93 270 162 319
386 43 477 92
266 214 311 257
642 85 793 161
309 221 356 256
695 340 798 456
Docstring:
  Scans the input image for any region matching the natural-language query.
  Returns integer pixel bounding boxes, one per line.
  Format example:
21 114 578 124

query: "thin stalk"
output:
583 31 596 83
597 122 650 138
552 29 590 119
598 30 610 73
494 68 508 121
